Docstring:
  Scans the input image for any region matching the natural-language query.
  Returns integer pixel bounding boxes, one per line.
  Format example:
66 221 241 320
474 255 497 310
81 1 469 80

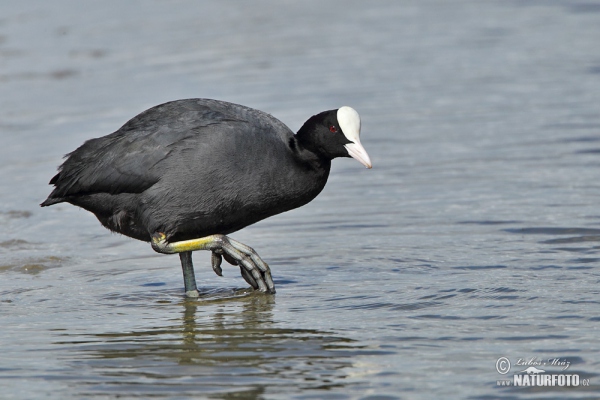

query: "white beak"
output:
345 140 372 169
338 106 372 169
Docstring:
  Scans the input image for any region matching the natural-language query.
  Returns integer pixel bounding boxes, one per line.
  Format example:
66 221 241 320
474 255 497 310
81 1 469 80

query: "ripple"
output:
0 239 35 251
452 265 507 270
505 227 600 235
529 265 562 270
101 286 259 305
571 257 600 264
0 256 67 275
0 211 33 228
551 246 596 253
0 210 32 220
390 301 443 311
337 302 397 310
576 148 600 154
543 235 600 244
411 314 463 320
458 220 522 225
500 335 570 341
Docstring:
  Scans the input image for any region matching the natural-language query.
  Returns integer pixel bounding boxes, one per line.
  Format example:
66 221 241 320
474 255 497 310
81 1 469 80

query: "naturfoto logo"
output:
495 357 590 388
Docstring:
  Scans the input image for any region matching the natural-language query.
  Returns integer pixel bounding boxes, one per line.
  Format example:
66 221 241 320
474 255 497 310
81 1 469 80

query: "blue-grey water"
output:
1 1 600 399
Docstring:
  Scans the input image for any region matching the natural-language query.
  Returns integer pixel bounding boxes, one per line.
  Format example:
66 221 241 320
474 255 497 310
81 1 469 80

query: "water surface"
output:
1 1 600 398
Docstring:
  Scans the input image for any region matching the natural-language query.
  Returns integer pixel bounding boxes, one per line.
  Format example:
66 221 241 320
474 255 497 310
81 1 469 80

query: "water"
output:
1 1 600 398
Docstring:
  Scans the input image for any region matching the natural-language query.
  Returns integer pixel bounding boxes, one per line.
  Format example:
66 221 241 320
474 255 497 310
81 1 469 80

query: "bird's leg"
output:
151 232 276 294
179 252 200 298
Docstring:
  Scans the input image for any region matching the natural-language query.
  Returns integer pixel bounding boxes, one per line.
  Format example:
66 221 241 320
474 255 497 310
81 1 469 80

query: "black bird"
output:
41 99 372 297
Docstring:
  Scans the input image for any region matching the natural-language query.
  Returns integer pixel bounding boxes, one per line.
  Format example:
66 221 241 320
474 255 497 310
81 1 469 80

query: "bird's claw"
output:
211 251 223 276
211 249 243 277
211 235 276 294
239 266 259 290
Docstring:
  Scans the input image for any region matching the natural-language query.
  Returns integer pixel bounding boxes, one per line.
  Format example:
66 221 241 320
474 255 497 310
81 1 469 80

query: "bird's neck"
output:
295 121 317 149
290 131 329 173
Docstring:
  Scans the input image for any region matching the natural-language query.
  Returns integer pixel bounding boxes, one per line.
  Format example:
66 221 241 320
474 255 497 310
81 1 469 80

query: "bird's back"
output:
42 99 330 242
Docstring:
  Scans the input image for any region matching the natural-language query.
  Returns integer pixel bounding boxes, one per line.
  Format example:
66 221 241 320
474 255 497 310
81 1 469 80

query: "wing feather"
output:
42 99 251 204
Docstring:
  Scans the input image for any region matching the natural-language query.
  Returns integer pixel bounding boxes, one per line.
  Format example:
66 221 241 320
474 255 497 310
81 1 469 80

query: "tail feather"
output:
48 172 60 185
40 196 64 207
41 172 64 207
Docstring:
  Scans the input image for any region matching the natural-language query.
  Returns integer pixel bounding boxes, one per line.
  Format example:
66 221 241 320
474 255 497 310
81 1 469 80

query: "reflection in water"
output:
57 292 363 399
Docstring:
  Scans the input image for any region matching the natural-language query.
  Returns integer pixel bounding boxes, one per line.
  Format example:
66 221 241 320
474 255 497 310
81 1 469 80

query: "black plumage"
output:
42 98 371 295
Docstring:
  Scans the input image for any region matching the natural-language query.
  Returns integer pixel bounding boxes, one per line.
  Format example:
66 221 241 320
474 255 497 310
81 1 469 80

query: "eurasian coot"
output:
41 99 371 297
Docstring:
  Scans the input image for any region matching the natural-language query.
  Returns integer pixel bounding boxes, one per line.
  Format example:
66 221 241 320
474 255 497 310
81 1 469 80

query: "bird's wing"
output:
44 100 252 202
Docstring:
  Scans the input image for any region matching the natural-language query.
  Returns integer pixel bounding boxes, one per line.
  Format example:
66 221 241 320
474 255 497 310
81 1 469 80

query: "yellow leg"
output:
152 232 221 253
151 232 276 294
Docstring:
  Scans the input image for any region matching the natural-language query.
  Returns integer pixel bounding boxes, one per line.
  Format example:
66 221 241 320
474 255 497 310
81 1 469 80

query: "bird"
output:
41 98 372 297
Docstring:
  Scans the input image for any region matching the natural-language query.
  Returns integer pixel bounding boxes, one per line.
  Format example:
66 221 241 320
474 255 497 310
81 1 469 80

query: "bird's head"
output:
296 106 372 169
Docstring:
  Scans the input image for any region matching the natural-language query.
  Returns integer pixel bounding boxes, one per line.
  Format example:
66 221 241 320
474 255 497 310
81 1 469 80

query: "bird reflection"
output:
178 290 277 364
60 290 358 398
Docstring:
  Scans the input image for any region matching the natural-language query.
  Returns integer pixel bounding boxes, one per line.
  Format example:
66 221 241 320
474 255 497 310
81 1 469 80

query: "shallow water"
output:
1 1 600 398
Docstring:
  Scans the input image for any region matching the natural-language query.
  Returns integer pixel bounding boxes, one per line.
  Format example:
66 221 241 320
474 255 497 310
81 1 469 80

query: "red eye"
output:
329 126 337 133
